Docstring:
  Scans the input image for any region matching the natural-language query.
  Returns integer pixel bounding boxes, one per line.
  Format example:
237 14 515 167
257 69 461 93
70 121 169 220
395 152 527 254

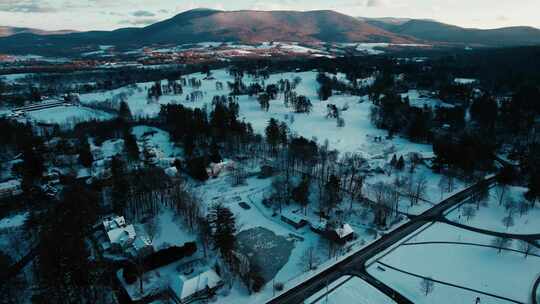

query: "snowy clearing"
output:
305 275 396 304
447 186 540 235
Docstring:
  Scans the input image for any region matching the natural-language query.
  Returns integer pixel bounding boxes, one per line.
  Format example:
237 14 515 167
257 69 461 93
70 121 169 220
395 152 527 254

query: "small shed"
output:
280 211 308 229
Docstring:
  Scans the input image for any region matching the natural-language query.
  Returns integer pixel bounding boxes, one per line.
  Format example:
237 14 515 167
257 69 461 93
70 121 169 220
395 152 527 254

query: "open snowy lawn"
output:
132 125 183 158
446 186 540 234
406 222 502 247
25 105 113 127
152 207 196 250
80 69 434 158
305 275 397 304
369 225 540 303
368 266 511 304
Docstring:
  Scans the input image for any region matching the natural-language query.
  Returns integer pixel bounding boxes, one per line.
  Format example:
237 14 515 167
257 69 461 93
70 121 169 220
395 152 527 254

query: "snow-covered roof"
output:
132 235 152 251
335 224 354 239
103 215 127 231
281 211 307 224
170 269 222 301
311 219 328 231
165 166 178 177
107 224 136 247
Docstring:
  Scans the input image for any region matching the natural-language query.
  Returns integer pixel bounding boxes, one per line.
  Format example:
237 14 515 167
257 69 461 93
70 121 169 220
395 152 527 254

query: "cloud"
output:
496 15 509 22
0 0 56 13
118 18 159 26
366 0 384 7
131 10 155 17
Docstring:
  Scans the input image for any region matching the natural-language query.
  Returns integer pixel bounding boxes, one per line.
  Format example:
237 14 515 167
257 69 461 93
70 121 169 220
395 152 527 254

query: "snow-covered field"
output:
152 207 196 250
368 222 540 304
0 212 28 230
305 275 396 304
447 186 540 234
80 69 434 158
25 105 113 126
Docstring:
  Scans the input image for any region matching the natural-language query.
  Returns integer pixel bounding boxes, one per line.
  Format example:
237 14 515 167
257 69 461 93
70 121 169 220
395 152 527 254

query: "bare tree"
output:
407 174 427 206
516 199 530 217
494 184 508 206
462 205 476 222
518 240 538 258
492 237 512 254
438 174 455 200
299 246 320 272
420 277 435 296
502 214 515 229
144 217 158 244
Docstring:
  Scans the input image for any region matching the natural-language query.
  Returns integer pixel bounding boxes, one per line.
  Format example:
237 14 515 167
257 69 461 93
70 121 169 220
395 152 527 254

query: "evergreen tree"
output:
208 202 237 262
396 156 405 170
390 154 398 167
209 141 222 163
186 157 209 181
324 174 341 214
123 129 140 162
292 175 310 213
265 118 281 152
111 156 129 214
118 101 132 122
78 137 93 168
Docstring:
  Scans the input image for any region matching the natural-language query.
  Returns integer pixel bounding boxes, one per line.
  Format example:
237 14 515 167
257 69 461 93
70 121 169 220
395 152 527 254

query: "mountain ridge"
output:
1 9 540 56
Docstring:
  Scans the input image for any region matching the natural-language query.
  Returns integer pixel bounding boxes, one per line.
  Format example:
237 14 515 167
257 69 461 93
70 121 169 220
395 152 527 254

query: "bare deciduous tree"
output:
420 277 435 296
299 246 320 272
492 237 512 254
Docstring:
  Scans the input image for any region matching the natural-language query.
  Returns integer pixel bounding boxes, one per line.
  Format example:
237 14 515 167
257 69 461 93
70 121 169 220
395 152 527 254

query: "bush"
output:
186 157 209 181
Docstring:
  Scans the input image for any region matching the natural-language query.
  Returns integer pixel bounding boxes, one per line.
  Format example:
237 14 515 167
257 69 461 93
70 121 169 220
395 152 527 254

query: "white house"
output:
102 216 136 252
169 269 223 303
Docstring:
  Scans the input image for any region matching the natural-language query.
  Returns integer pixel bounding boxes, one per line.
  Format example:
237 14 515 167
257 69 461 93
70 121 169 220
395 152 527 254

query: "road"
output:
266 175 497 304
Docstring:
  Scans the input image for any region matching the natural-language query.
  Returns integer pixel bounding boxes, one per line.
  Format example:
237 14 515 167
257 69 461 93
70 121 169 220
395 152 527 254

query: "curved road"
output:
267 176 497 304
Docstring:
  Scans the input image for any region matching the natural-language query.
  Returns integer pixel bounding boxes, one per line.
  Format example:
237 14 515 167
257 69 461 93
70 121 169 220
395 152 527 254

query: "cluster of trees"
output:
370 92 432 142
433 133 496 172
123 242 197 284
32 184 109 303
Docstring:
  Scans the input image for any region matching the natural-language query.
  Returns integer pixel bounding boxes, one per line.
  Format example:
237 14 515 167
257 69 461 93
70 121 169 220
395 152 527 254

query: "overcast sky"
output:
0 0 538 31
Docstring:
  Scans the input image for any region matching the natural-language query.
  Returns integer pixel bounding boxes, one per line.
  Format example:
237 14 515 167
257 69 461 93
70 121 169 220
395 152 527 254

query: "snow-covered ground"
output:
447 186 540 234
24 105 113 127
0 73 34 84
152 208 196 250
0 212 28 230
369 267 510 304
368 222 540 304
305 275 396 304
401 90 454 109
79 69 435 158
132 125 183 159
454 78 478 85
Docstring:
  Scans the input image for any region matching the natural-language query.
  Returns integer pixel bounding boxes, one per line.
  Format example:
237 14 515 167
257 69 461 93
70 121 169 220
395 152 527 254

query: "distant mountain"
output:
0 9 414 56
365 19 540 47
1 9 540 56
0 26 76 38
